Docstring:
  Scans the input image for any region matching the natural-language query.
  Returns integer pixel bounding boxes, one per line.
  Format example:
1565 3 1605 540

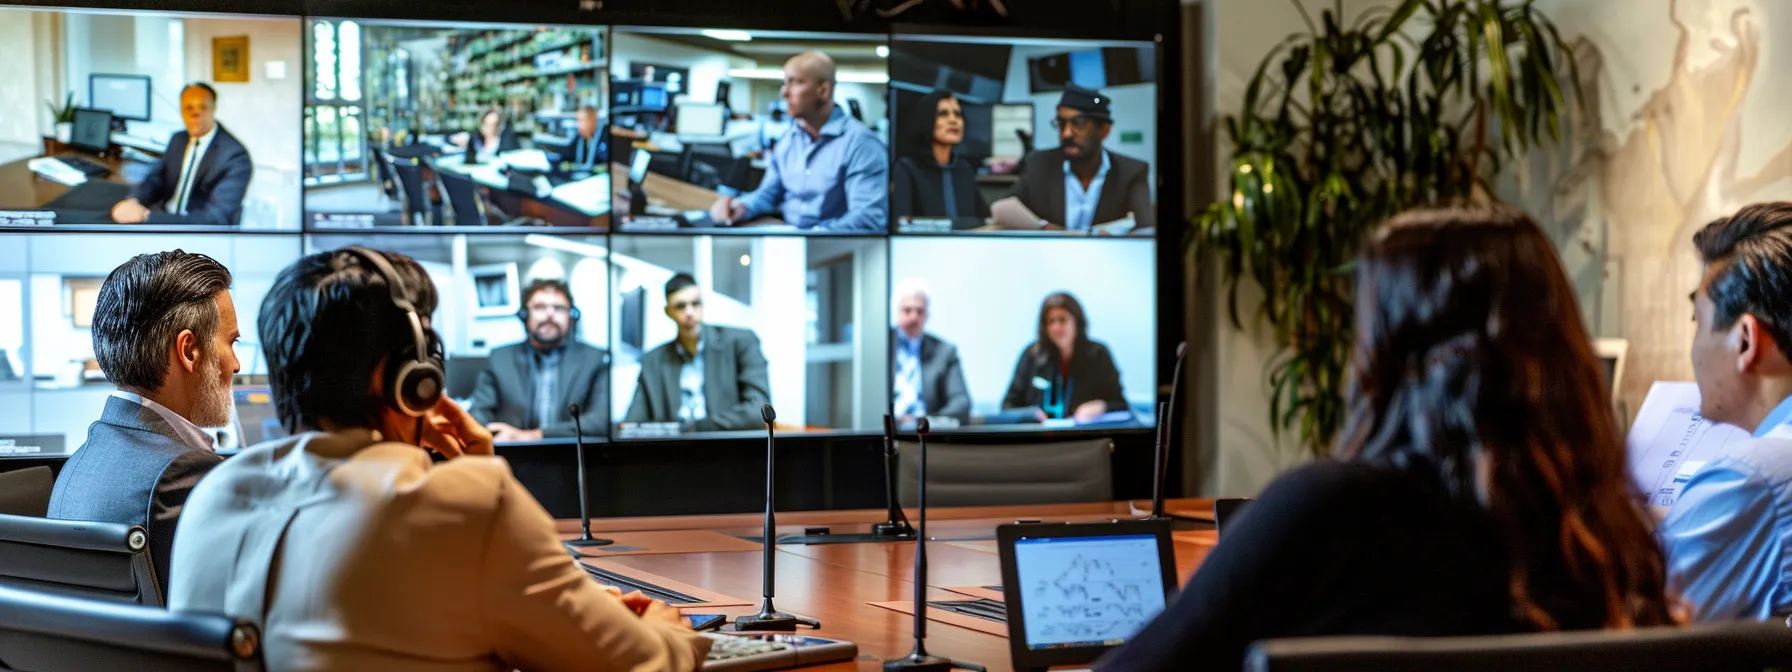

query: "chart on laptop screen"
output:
1014 534 1166 650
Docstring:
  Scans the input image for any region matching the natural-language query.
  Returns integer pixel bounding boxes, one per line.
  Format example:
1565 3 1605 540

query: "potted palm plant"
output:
46 91 76 144
1199 0 1584 455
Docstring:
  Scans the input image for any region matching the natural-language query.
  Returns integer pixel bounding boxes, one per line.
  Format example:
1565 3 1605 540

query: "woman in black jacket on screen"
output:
1094 205 1676 671
1001 291 1126 422
890 89 990 226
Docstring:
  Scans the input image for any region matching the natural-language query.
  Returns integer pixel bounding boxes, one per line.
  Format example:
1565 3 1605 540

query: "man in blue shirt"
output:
1661 201 1792 621
709 51 888 232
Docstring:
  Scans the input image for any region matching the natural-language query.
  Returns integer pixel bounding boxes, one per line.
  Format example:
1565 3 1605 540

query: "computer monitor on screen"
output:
89 73 151 122
639 84 669 111
991 104 1034 159
68 109 113 155
675 103 727 137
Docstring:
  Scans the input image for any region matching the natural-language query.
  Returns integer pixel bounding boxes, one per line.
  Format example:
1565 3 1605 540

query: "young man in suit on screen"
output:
48 250 238 590
110 83 254 227
624 273 772 431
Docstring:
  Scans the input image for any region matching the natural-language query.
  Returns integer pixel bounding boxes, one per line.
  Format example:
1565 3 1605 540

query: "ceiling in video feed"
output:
608 27 890 235
887 34 1157 237
303 19 612 232
0 8 302 232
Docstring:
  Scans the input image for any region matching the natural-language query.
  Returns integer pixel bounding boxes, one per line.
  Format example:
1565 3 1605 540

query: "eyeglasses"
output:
528 303 572 315
670 299 703 311
1051 115 1103 131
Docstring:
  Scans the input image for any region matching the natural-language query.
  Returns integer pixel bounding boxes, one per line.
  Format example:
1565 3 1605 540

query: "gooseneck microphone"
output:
885 417 985 672
563 403 613 549
872 414 916 539
1150 342 1188 520
729 404 821 632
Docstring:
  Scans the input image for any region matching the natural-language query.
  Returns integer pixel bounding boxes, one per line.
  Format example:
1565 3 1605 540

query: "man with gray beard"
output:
47 250 239 592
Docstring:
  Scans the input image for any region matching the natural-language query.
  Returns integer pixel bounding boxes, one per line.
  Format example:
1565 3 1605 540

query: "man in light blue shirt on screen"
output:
1661 201 1792 621
709 51 888 232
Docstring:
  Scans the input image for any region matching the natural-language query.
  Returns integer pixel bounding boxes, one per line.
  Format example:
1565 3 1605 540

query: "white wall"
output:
0 10 50 147
890 237 1156 415
182 17 304 231
1003 43 1158 197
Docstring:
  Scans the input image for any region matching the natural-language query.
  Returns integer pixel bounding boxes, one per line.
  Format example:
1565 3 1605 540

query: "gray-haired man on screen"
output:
892 278 971 425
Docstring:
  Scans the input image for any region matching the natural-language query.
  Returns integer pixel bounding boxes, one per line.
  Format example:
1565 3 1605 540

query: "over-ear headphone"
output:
516 279 582 324
343 246 444 417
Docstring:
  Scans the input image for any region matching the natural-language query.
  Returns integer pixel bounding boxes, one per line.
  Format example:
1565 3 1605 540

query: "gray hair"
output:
91 250 232 392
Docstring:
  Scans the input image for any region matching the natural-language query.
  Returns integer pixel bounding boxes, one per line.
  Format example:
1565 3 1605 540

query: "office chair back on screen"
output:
388 156 432 226
896 438 1113 508
0 584 262 672
0 467 53 517
680 143 744 192
0 513 162 607
1245 621 1792 672
436 169 491 226
372 147 401 203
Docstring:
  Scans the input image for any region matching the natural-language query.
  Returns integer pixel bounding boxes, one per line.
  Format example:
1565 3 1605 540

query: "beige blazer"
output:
168 429 708 671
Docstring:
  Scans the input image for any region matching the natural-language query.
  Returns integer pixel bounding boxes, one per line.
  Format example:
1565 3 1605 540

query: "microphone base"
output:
564 536 615 549
727 611 821 632
872 521 917 539
883 652 985 672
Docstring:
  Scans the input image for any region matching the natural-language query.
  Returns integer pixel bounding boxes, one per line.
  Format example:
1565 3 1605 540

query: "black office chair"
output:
680 142 744 192
388 156 434 226
436 168 494 227
1245 621 1792 672
0 467 52 517
896 438 1113 508
0 513 162 606
0 584 263 672
371 147 401 206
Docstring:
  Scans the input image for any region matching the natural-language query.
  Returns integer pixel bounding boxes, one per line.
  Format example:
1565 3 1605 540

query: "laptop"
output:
996 518 1178 670
232 386 287 448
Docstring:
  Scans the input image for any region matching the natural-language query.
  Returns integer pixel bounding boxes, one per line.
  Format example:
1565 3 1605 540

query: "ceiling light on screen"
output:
876 45 889 58
740 254 752 267
702 29 753 42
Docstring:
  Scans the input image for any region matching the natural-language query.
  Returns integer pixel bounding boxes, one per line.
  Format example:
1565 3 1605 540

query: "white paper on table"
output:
548 175 611 216
499 149 553 172
1625 381 1753 507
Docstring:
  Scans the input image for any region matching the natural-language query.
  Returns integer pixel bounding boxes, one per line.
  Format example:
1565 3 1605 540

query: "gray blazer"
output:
46 396 223 589
470 342 610 438
894 330 972 422
624 325 771 431
1011 147 1154 230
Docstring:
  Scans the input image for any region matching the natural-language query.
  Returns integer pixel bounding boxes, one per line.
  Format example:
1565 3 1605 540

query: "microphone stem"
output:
763 423 776 603
913 427 928 652
573 413 592 539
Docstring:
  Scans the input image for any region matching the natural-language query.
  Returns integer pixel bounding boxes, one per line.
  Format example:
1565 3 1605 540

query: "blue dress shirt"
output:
1661 393 1792 621
737 106 888 232
1063 150 1112 231
894 332 924 418
677 338 707 424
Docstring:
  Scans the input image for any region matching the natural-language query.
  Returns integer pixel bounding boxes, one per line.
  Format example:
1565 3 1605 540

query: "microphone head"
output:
1176 341 1188 358
567 402 581 416
761 404 776 424
916 417 930 434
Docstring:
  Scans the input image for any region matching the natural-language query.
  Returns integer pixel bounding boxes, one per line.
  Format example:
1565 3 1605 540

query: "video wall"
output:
0 7 1162 454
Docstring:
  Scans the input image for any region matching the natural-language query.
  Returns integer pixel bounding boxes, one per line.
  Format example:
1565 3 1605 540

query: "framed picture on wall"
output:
213 36 250 83
470 263 520 317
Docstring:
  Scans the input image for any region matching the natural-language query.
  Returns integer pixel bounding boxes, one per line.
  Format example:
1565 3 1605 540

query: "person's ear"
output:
1736 314 1764 374
174 329 202 374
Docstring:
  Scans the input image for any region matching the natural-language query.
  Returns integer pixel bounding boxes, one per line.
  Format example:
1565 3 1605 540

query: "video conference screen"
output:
303 19 610 232
0 7 303 232
2 15 1162 452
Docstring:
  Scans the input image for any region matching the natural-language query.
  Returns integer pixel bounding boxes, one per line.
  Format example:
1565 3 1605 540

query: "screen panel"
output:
0 232 301 455
890 236 1155 432
888 34 1157 237
609 233 888 439
303 19 611 233
0 7 303 232
608 27 890 235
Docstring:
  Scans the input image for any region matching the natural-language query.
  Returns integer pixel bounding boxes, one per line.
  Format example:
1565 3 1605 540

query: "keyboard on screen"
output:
700 632 857 672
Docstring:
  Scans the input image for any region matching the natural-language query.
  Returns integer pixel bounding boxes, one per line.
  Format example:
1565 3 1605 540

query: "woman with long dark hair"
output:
1095 205 1674 671
890 89 990 225
1001 291 1127 422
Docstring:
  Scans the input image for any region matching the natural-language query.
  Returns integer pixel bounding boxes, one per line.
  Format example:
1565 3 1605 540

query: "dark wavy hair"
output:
1337 205 1672 630
1032 291 1089 360
899 89 960 163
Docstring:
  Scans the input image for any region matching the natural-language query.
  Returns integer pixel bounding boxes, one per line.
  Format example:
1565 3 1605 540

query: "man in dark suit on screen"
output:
624 273 772 432
47 250 239 589
109 82 254 226
471 278 610 442
991 83 1153 234
891 278 971 425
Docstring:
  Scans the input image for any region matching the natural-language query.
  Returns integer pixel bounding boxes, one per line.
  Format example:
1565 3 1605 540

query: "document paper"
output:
1625 381 1752 507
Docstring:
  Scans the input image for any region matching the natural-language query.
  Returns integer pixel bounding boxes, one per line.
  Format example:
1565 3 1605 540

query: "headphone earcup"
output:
389 358 445 418
568 306 581 322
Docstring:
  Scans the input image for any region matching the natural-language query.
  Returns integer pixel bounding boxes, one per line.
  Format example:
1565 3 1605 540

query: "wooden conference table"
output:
557 499 1218 672
0 138 158 221
608 160 793 231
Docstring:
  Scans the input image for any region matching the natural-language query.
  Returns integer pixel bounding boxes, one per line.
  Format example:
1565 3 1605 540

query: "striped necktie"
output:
171 136 204 214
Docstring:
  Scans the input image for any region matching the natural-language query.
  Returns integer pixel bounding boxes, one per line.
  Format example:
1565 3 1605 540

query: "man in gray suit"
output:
624 273 771 431
991 83 1153 233
472 278 609 442
892 278 971 425
47 250 239 588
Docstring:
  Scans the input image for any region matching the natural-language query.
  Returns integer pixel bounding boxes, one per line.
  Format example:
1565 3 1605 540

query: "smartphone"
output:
685 614 726 631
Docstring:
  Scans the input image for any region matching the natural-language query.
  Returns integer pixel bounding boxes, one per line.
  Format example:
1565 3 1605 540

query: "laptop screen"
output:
1012 533 1168 650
